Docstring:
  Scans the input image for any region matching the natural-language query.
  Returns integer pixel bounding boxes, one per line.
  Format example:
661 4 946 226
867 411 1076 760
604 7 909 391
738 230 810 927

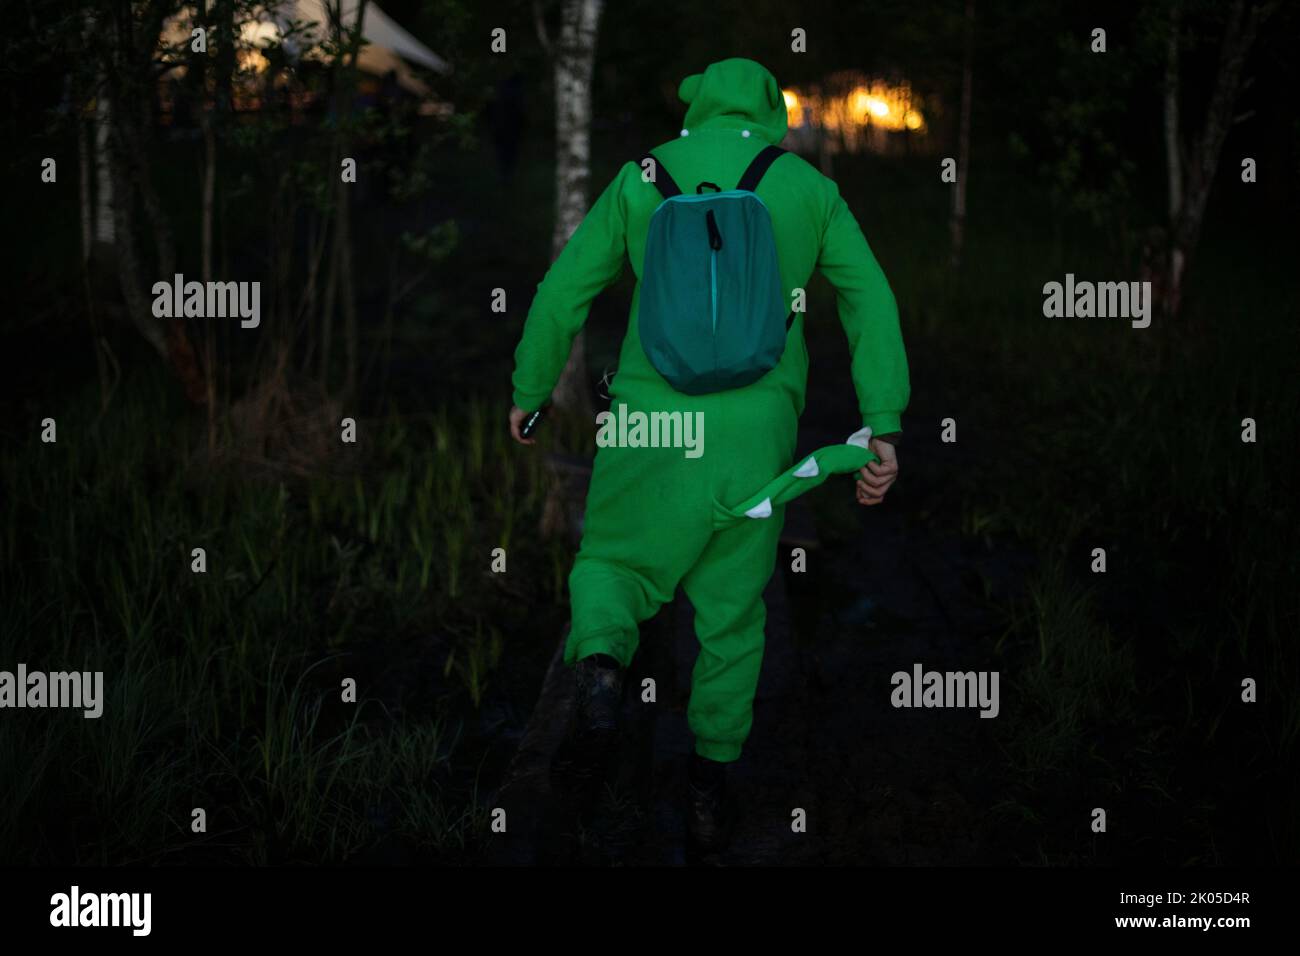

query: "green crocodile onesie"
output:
511 58 910 762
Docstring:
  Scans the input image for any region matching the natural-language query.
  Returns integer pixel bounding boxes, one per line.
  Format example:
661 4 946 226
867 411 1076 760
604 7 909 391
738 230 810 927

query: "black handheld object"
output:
520 405 548 440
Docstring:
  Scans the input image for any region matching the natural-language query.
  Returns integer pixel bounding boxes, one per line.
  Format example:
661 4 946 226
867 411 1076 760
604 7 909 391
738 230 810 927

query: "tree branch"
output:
533 0 553 57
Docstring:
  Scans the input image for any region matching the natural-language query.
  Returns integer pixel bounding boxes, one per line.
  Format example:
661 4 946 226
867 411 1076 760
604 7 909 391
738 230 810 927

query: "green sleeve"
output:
815 182 910 438
510 163 634 412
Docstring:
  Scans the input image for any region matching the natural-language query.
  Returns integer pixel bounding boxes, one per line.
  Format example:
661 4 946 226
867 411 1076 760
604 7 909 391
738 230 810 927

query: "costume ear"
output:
763 73 781 109
678 73 702 104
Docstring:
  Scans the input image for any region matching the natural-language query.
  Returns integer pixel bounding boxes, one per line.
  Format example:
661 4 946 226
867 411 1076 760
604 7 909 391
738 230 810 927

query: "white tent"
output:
161 0 451 98
264 0 451 93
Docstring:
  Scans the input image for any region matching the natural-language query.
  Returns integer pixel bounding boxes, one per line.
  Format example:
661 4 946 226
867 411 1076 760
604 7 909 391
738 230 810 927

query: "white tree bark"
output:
78 107 93 262
548 0 602 417
93 79 115 245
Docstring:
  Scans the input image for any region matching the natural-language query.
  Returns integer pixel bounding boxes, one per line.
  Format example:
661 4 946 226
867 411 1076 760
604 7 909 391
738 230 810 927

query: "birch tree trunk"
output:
78 104 93 266
93 73 115 246
84 2 112 249
547 0 602 419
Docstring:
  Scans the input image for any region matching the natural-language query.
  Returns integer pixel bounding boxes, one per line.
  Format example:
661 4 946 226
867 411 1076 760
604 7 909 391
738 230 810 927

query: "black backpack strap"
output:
639 152 682 199
736 145 787 192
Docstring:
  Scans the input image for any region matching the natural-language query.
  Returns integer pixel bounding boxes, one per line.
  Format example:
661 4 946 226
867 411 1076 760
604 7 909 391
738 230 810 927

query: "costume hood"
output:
678 58 788 144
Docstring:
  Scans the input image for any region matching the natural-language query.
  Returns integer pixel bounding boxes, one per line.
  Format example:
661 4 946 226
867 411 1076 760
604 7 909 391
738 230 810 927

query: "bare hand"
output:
509 405 535 445
856 438 898 506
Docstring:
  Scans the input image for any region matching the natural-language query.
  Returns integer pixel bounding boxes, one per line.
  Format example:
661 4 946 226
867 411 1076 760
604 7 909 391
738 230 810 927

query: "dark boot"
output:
686 751 735 853
552 653 624 801
572 652 624 741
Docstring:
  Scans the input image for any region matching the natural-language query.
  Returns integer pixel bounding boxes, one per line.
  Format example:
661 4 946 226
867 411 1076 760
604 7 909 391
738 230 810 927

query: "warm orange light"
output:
848 88 890 121
782 89 803 128
236 49 269 73
789 81 926 136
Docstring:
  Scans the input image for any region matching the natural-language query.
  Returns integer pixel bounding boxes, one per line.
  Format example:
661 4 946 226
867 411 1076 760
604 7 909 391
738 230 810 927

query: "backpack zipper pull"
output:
705 209 723 250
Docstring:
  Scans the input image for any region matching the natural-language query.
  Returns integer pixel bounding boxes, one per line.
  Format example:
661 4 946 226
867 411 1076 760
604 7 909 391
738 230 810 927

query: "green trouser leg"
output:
682 501 786 763
563 439 714 669
565 557 663 667
684 430 874 760
566 495 785 763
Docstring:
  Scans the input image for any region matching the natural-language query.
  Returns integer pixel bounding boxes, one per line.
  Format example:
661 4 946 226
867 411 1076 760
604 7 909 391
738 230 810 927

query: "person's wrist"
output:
861 412 902 439
512 387 550 414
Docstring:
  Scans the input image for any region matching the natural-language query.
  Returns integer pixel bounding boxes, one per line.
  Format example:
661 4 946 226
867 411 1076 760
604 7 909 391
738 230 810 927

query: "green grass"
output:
0 371 568 864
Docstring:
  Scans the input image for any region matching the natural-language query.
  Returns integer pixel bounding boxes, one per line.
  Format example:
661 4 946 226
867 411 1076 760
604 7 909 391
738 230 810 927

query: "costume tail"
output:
713 427 879 527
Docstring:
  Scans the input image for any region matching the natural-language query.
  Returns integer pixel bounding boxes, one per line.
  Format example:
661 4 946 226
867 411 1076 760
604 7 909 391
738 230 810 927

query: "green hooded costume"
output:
512 58 909 762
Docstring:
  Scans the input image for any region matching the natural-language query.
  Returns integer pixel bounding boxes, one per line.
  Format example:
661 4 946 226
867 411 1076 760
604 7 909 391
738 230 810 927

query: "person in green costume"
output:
508 58 909 850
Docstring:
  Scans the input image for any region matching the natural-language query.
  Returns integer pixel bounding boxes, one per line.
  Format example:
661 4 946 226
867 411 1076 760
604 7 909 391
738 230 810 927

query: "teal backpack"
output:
637 145 793 395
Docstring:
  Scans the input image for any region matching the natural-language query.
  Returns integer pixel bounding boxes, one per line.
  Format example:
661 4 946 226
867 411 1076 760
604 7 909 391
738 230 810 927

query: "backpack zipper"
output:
710 248 718 334
705 209 723 335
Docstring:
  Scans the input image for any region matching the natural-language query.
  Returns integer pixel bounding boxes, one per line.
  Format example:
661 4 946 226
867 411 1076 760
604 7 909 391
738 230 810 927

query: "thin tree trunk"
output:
201 106 217 449
273 172 295 348
201 119 215 283
320 205 340 387
320 1 345 393
547 0 602 419
949 0 974 269
338 172 358 399
342 0 367 401
78 90 113 409
320 0 367 400
1166 0 1275 319
214 0 235 425
93 71 115 245
298 213 330 373
78 110 93 265
1163 2 1182 224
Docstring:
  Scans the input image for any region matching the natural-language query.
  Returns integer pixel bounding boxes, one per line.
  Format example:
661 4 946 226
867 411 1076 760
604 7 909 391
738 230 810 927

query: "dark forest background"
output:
0 0 1296 865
